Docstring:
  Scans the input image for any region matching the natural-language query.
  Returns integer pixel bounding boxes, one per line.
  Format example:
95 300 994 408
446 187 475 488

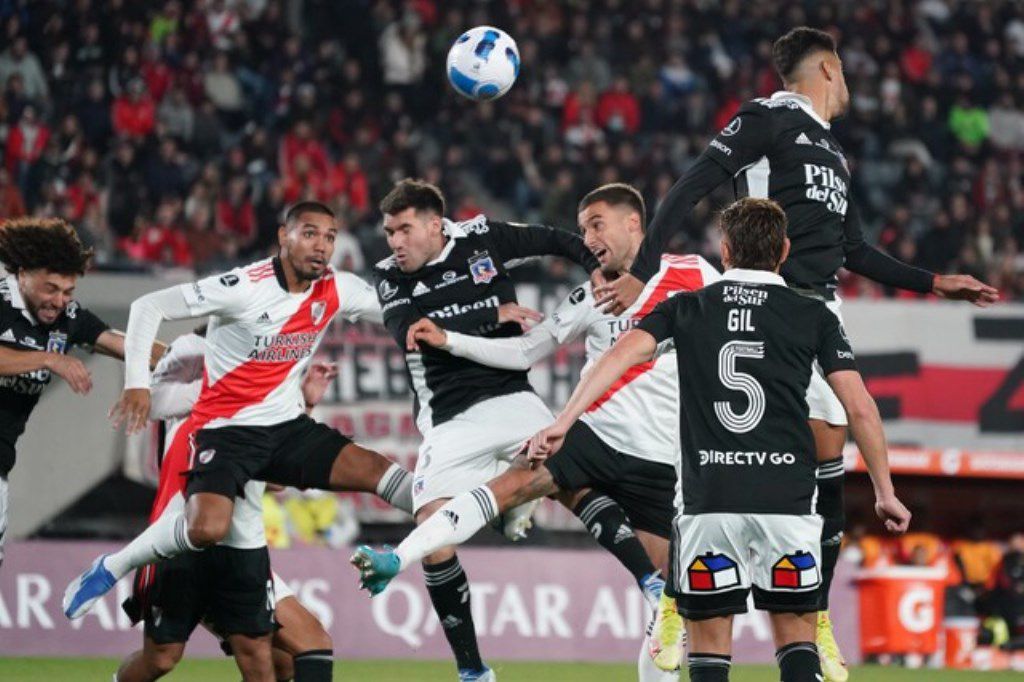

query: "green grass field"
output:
0 659 1017 681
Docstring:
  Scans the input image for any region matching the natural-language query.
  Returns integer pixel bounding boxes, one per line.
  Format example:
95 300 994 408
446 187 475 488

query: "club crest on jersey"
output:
468 251 498 285
687 552 740 591
46 331 68 353
311 300 326 325
771 551 819 589
378 279 399 301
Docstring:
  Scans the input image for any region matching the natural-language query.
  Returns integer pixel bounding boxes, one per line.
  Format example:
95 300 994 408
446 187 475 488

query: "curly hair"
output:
0 218 94 275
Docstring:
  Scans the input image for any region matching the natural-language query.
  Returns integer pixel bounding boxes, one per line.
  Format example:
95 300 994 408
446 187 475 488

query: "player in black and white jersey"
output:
593 27 998 678
353 184 718 680
532 198 911 682
361 178 608 682
0 218 164 567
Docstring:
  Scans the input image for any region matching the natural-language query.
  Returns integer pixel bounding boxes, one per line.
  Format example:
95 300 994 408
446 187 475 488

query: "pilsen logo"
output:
311 300 327 325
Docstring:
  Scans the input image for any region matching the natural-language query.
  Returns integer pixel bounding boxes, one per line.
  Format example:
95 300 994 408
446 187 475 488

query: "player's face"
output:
382 208 444 273
18 269 78 325
279 211 337 281
578 201 642 275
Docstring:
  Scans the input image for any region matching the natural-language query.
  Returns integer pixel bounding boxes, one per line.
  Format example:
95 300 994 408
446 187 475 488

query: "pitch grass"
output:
1 659 1021 681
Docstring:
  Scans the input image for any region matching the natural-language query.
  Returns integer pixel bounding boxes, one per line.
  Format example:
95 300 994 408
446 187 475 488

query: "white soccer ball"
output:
446 26 520 101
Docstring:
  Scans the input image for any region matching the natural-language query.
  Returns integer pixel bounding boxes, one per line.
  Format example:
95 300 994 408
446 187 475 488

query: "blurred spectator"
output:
0 36 49 102
112 79 156 139
5 105 49 191
216 176 256 249
0 169 26 220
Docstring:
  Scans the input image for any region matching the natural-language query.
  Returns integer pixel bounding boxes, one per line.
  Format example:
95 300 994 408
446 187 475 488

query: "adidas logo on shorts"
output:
441 615 463 629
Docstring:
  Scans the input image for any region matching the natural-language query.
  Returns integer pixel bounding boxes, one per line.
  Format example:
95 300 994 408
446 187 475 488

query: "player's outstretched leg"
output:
810 419 848 682
352 463 558 590
326 442 414 514
272 589 334 682
63 493 230 619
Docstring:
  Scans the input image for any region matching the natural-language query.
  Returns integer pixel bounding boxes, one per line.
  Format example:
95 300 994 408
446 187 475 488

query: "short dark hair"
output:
772 27 837 82
578 183 646 229
718 198 788 271
379 178 446 217
284 201 334 225
0 218 93 275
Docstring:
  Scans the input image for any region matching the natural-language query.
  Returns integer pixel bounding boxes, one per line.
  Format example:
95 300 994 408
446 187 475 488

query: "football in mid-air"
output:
446 26 520 101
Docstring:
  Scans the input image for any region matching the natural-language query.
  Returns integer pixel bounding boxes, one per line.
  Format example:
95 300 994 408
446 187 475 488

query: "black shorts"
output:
186 415 351 500
124 546 276 644
544 420 675 538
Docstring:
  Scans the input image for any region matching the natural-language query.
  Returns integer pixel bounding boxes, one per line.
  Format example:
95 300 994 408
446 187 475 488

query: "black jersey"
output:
0 275 109 476
705 92 856 298
373 215 598 429
637 269 857 515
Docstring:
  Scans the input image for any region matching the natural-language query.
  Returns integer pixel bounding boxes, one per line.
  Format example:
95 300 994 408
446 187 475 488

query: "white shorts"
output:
672 512 823 618
806 298 848 426
272 570 295 601
412 391 553 511
0 476 7 564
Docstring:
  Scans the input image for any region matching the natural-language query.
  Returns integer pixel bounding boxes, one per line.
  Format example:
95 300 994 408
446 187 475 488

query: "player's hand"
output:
406 318 448 351
498 303 543 332
302 361 338 409
527 421 570 464
109 387 152 434
593 273 644 315
933 274 999 307
875 493 911 535
44 353 92 395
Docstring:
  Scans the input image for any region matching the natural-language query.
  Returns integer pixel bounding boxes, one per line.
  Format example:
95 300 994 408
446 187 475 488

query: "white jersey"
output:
150 333 266 549
179 258 380 429
551 254 720 465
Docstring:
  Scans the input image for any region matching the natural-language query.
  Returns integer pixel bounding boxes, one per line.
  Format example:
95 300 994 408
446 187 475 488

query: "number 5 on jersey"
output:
715 340 765 434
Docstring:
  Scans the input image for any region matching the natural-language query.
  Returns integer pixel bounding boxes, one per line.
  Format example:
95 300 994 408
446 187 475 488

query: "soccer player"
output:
592 27 997 679
62 201 414 628
0 218 164 567
360 178 620 682
117 330 344 682
353 183 718 679
532 198 911 682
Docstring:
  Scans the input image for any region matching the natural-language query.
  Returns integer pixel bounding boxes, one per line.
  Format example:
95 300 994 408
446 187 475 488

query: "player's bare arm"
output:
826 369 911 534
529 328 658 460
0 344 92 394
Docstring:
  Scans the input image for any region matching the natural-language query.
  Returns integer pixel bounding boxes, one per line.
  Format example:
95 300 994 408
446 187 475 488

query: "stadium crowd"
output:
1 0 1023 298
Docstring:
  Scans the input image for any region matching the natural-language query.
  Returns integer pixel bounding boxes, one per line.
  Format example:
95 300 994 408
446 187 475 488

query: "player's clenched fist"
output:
109 388 151 434
406 318 448 351
45 353 92 395
875 493 912 535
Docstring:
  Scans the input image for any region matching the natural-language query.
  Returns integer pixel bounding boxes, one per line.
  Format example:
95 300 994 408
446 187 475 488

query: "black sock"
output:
688 652 731 681
293 649 332 682
777 642 821 682
815 458 845 610
573 491 656 584
424 555 484 673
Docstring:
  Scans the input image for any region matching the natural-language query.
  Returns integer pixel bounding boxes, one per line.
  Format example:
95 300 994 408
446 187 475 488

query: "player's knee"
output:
186 516 229 547
147 646 183 677
301 626 333 652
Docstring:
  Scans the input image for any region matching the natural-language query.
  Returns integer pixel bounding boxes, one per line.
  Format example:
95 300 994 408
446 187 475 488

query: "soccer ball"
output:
446 26 520 101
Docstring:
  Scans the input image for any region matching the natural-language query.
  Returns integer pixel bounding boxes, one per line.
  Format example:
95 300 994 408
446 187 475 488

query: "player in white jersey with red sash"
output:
118 331 343 682
352 184 720 681
64 202 415 679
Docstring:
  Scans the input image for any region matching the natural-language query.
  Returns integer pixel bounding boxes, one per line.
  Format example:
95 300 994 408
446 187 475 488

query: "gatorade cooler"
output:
857 565 947 656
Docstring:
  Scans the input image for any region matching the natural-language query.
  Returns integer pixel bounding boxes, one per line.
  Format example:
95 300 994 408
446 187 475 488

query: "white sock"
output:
639 616 680 681
376 463 414 515
104 512 198 579
395 486 498 568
